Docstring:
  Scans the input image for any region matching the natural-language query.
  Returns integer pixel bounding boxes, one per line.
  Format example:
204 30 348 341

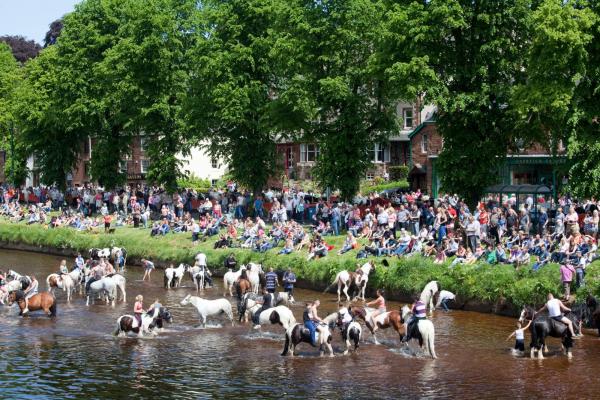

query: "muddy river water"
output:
0 249 598 399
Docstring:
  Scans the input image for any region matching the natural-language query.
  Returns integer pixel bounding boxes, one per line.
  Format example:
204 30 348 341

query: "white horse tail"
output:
422 322 437 359
225 303 234 326
281 327 292 356
323 272 342 293
46 275 53 292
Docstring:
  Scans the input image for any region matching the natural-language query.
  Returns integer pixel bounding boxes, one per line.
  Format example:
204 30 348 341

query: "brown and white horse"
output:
324 261 375 302
8 290 57 317
114 306 173 337
46 273 75 301
281 323 334 357
352 306 405 345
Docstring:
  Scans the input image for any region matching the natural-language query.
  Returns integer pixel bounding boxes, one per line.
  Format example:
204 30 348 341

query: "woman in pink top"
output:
134 294 145 326
560 264 575 299
366 289 386 326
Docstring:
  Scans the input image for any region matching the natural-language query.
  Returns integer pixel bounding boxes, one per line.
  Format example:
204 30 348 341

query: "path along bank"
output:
0 221 597 317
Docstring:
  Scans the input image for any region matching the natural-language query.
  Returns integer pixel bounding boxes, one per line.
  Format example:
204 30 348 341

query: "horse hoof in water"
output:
567 351 573 359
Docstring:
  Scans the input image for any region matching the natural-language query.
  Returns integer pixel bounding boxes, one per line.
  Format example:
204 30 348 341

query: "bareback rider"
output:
58 259 68 277
405 297 427 342
252 288 273 325
23 275 39 315
303 300 324 346
337 306 355 339
196 262 213 288
536 293 579 338
86 262 104 293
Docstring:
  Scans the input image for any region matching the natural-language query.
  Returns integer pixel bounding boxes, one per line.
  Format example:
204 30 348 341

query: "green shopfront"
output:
430 155 568 200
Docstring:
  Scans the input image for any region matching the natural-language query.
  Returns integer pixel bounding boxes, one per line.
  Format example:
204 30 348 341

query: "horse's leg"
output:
337 281 341 303
344 338 350 355
343 284 350 302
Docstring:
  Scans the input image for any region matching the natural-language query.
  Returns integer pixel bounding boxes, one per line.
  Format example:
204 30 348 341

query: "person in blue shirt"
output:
283 267 297 301
264 267 278 294
254 197 264 218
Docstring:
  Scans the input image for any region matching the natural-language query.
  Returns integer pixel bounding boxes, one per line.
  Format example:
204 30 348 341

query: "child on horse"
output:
23 275 39 315
405 297 427 343
134 295 145 327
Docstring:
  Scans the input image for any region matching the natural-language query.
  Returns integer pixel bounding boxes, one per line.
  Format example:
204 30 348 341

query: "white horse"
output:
324 261 375 302
46 273 75 302
223 266 246 297
419 281 440 315
238 294 296 329
246 263 264 294
68 269 84 295
180 294 234 327
401 305 437 359
110 273 127 302
164 264 189 289
86 277 117 306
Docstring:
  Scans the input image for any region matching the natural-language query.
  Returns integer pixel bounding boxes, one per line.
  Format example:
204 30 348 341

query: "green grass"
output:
0 220 597 308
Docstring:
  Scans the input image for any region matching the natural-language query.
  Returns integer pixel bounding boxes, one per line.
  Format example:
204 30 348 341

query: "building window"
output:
119 160 128 173
211 179 218 186
371 143 390 163
286 147 294 169
140 137 148 152
300 144 319 163
211 157 218 169
403 108 413 129
421 134 428 154
83 137 90 156
366 172 374 181
141 159 150 173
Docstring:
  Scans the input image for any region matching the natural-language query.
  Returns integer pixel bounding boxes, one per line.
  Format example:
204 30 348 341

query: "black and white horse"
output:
164 264 190 289
519 306 581 359
113 306 173 337
323 307 362 355
6 270 31 292
281 323 334 357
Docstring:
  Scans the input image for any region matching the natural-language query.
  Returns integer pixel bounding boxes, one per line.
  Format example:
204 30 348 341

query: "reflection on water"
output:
1 249 599 399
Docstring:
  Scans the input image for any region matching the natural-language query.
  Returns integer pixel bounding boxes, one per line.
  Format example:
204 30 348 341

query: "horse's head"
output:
159 307 173 324
400 305 411 323
7 290 23 306
350 306 366 321
6 270 17 280
180 294 192 306
518 306 535 323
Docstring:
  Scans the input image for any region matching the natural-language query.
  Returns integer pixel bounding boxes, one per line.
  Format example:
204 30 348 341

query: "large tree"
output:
396 0 533 204
0 35 41 63
184 0 290 195
271 0 411 200
44 19 64 48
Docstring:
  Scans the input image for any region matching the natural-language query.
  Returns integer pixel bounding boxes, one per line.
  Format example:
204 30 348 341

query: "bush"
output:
361 180 409 194
177 173 211 192
389 165 409 181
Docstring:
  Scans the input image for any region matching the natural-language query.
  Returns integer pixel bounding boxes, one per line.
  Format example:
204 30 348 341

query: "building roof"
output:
407 117 437 140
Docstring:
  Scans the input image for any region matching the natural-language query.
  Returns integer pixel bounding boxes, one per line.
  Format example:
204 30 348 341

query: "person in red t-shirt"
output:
104 214 112 233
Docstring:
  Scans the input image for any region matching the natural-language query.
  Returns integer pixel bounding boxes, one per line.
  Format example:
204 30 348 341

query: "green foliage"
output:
177 173 211 192
388 165 408 181
360 180 409 195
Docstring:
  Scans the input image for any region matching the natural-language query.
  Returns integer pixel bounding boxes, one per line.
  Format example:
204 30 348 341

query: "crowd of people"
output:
1 183 599 299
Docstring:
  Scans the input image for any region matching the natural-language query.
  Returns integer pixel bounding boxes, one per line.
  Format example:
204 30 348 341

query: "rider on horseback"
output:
405 296 427 343
23 275 39 315
304 300 324 346
366 289 386 327
536 293 578 338
58 260 68 276
337 306 354 339
134 295 145 327
252 288 273 325
86 262 103 293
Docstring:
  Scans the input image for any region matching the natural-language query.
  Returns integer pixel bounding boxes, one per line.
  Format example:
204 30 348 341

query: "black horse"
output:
519 306 580 359
586 295 600 336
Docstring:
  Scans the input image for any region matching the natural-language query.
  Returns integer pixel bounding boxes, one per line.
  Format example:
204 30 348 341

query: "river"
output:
0 249 598 399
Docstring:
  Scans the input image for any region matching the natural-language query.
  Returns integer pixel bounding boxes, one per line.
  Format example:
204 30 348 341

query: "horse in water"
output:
6 270 31 292
245 263 265 294
114 306 173 337
518 306 580 359
8 290 57 317
164 264 190 289
420 280 441 315
46 273 75 302
235 276 252 300
223 266 245 297
180 294 234 327
323 307 362 355
352 306 405 345
324 261 376 302
281 323 334 357
400 305 437 359
586 295 600 336
237 293 296 329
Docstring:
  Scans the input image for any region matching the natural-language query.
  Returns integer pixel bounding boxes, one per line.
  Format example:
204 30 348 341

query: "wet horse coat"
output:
8 290 57 317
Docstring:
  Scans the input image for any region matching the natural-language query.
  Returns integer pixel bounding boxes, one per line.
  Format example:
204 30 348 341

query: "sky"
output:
0 0 80 44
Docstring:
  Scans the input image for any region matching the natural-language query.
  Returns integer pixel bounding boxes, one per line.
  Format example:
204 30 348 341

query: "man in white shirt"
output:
195 252 207 267
536 293 577 338
436 290 456 312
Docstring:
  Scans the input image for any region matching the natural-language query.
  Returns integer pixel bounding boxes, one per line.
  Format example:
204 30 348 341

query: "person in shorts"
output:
507 320 531 352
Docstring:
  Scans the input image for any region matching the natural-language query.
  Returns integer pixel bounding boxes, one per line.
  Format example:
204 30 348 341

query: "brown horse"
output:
351 306 405 344
235 278 251 300
8 290 57 317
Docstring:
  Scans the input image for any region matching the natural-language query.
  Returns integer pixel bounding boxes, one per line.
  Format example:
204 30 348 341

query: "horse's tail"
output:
113 317 121 336
281 328 291 356
323 272 341 293
46 275 53 291
425 323 437 359
49 298 57 317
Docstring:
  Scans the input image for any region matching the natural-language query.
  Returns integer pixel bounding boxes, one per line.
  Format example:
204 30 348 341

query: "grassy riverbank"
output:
0 221 598 308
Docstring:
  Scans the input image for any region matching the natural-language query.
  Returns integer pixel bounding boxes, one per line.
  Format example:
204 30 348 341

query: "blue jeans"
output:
393 245 408 256
576 269 585 288
437 226 446 245
304 320 317 345
332 218 340 236
440 298 450 311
